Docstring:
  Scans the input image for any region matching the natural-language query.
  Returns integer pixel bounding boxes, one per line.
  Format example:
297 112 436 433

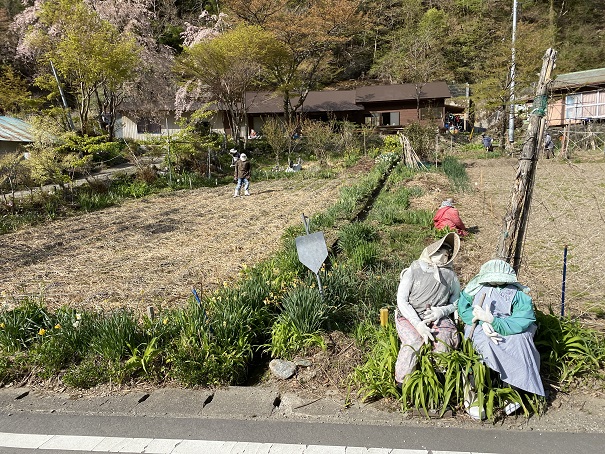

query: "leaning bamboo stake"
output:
496 48 557 272
398 132 427 169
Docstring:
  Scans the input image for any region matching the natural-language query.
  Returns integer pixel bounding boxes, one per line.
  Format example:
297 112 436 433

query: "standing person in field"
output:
433 198 468 236
544 132 555 159
233 153 251 197
481 133 493 152
394 232 461 388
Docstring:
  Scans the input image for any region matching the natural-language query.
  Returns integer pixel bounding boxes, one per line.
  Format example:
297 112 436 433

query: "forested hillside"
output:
1 0 604 129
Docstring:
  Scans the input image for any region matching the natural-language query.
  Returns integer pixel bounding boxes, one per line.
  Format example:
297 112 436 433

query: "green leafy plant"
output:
266 286 330 358
320 261 360 322
535 311 605 387
351 322 400 401
349 242 381 270
337 222 379 256
441 156 471 191
125 337 161 376
0 298 52 352
399 345 446 416
401 209 434 227
279 285 329 335
89 310 143 363
268 320 326 359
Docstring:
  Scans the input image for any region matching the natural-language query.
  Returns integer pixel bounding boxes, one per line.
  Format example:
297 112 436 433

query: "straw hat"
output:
423 232 460 266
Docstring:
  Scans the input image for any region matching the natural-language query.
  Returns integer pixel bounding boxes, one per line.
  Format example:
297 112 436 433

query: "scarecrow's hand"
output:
472 306 494 324
482 322 503 345
414 320 436 345
422 307 446 323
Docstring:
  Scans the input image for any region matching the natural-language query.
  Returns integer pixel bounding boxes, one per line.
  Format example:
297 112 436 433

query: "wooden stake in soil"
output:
380 307 389 327
398 132 426 169
496 48 557 272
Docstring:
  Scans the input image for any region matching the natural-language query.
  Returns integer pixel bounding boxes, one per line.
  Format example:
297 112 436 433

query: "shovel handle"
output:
301 213 310 234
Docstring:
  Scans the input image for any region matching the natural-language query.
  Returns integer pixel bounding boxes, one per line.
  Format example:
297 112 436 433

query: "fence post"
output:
561 244 568 317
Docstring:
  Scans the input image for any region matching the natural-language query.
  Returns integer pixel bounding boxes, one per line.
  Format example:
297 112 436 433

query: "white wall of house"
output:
115 112 225 140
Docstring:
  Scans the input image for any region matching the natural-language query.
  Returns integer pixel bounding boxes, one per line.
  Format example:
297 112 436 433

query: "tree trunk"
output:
496 48 557 272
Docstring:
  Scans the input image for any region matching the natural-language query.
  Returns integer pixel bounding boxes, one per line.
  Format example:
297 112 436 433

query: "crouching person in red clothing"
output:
433 198 468 236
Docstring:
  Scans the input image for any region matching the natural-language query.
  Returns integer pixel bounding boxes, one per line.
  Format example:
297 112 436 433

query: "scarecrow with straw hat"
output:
394 232 461 388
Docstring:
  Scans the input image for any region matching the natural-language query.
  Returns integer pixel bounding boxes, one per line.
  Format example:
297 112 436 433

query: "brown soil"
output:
1 173 354 313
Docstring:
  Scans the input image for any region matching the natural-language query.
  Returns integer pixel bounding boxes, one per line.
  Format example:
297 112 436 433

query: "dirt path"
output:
1 175 352 312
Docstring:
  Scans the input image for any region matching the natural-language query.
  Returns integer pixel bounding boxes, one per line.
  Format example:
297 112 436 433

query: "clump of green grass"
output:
351 321 400 401
62 356 110 389
267 285 329 359
535 310 605 388
338 222 378 253
400 209 434 227
441 156 471 191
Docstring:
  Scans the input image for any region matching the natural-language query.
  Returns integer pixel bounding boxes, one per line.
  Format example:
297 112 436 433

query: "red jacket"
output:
433 206 467 236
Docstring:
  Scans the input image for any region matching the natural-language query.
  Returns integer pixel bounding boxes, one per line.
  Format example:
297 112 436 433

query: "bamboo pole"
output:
496 48 557 272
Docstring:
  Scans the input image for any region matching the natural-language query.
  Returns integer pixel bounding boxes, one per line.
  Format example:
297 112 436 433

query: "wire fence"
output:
517 146 605 329
548 124 605 158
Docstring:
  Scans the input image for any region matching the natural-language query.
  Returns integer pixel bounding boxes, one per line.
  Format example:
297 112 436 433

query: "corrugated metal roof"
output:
0 116 34 143
551 68 605 90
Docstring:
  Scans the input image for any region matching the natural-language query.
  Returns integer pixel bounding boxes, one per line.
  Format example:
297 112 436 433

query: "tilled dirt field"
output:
456 157 605 326
1 175 353 312
4 156 603 319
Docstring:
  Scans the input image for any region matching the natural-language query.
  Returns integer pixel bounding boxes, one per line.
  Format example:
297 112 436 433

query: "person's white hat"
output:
240 153 247 161
229 148 238 155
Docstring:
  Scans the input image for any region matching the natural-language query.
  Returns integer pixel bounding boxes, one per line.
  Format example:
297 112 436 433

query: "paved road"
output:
1 387 604 454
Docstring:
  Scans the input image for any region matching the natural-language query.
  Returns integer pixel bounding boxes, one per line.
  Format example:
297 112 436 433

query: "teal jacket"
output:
457 288 536 336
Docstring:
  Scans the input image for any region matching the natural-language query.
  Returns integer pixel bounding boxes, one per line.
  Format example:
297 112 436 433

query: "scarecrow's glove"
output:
482 322 503 345
422 304 455 323
413 320 436 345
472 306 494 324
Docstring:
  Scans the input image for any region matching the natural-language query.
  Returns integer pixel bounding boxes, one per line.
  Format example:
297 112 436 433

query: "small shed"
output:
0 116 34 155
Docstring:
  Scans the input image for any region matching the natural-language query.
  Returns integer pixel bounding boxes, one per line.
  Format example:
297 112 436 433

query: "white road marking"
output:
0 432 492 454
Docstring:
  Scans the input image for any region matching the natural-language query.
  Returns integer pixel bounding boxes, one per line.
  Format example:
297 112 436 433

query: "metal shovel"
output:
295 213 328 296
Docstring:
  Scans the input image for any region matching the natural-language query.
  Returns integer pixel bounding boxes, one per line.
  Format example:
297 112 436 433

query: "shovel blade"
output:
295 232 328 274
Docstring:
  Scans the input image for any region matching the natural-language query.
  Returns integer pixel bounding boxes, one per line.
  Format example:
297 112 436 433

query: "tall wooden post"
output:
496 48 557 272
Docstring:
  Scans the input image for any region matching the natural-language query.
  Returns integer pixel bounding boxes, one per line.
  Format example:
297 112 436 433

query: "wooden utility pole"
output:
496 48 557 272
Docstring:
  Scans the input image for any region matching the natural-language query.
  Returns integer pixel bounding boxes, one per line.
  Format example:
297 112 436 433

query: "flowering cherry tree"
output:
176 23 286 145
